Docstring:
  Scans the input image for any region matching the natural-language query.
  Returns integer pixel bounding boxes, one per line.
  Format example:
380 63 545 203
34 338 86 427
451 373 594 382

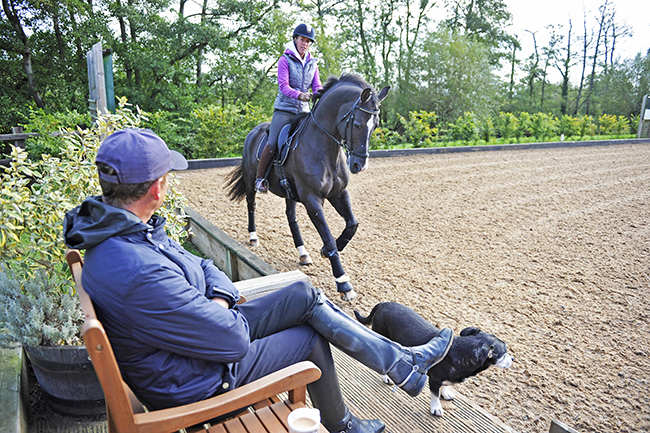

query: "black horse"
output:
226 74 390 301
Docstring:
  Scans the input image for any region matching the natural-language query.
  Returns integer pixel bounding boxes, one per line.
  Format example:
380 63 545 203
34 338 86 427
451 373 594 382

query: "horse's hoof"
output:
340 289 357 302
248 232 259 247
299 254 313 265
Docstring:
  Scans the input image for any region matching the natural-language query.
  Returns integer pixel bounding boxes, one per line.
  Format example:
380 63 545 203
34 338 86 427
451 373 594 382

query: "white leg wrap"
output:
297 245 308 256
335 274 350 284
249 231 258 241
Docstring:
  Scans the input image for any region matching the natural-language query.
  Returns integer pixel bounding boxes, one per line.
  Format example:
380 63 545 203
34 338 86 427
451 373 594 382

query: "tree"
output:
2 0 45 108
584 0 610 114
443 0 512 64
413 27 500 123
554 21 573 115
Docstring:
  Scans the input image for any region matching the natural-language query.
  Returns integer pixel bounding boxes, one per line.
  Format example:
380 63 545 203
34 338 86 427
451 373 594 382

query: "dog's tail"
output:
353 304 382 325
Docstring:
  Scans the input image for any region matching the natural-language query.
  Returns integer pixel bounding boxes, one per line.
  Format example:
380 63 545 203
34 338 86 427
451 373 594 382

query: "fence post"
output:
638 94 649 138
10 127 25 149
87 42 108 121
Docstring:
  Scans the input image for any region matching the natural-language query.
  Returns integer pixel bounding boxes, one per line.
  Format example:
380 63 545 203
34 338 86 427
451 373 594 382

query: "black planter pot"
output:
24 344 106 416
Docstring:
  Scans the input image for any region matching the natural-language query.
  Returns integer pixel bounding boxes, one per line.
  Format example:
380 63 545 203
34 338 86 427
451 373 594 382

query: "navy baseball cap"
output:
96 128 188 184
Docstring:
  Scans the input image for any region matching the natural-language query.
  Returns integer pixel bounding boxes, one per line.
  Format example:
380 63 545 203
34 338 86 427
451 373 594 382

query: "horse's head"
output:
337 84 390 174
312 74 390 174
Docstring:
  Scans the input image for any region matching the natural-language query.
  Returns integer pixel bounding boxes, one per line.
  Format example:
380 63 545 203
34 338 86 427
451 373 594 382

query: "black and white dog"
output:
354 302 513 416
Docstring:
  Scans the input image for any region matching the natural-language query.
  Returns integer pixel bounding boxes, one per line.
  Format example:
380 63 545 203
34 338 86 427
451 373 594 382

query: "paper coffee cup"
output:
288 407 320 433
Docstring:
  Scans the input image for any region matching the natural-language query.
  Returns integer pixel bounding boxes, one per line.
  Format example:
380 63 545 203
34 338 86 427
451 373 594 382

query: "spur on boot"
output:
388 327 453 397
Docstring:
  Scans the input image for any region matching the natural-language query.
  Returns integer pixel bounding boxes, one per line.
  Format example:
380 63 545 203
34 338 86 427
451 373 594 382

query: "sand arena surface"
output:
177 143 650 433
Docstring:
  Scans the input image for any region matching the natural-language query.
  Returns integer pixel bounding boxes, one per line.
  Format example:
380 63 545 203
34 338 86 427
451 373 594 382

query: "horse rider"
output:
255 23 323 193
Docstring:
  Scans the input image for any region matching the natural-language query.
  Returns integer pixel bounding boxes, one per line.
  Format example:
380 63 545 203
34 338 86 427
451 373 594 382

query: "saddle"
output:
256 114 306 165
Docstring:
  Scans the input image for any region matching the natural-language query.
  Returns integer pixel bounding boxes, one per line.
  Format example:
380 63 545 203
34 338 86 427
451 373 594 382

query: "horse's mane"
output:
313 73 372 103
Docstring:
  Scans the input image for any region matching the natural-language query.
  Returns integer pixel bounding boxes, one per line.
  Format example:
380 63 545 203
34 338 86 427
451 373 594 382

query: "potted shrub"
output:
0 99 189 414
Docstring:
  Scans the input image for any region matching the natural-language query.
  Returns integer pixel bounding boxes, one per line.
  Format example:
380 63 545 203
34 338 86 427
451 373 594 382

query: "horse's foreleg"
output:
327 190 358 253
247 191 259 247
303 196 357 301
285 198 312 265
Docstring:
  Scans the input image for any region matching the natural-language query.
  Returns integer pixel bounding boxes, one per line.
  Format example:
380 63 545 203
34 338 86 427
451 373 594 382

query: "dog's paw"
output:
440 386 456 401
430 394 444 417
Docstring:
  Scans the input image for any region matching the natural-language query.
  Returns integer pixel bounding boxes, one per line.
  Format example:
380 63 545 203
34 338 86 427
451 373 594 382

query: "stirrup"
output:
255 178 268 193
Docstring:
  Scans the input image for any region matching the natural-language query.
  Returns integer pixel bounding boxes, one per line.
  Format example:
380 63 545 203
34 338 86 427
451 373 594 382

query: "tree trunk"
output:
556 20 572 115
574 14 589 114
508 38 519 99
585 0 609 115
67 4 85 69
2 0 45 108
196 0 209 86
115 0 132 84
127 0 141 87
526 30 539 98
354 0 375 79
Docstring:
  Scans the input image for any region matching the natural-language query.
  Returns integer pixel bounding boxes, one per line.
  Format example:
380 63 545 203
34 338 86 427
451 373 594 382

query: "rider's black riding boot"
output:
307 336 385 433
255 145 276 193
307 291 453 398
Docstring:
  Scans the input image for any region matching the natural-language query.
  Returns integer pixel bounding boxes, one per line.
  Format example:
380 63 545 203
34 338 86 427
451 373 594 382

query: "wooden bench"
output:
65 249 327 433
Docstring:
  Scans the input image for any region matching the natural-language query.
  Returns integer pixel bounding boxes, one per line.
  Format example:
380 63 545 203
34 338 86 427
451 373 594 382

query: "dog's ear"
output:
477 344 496 364
460 327 481 337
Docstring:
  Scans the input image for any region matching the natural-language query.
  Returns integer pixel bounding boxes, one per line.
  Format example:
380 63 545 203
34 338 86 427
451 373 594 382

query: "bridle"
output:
310 94 380 160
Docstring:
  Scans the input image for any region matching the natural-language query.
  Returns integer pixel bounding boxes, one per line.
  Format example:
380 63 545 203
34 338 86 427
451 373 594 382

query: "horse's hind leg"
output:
285 198 312 265
247 190 259 247
327 190 358 253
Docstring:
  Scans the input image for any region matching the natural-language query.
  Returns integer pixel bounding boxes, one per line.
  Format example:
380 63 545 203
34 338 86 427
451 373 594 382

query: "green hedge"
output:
371 111 636 149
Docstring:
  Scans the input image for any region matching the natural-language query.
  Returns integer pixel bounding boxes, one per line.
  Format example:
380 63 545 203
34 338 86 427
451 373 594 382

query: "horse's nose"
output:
351 161 362 174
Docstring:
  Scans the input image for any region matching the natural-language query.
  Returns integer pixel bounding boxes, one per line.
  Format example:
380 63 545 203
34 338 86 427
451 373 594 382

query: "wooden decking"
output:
28 347 514 433
330 347 514 433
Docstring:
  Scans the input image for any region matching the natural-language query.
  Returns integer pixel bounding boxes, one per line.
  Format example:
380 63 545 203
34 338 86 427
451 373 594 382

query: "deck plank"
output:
330 347 515 433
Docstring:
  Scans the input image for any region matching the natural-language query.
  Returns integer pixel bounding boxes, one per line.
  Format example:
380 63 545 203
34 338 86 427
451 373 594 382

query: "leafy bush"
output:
496 112 518 140
144 110 197 158
0 268 82 346
22 109 91 160
398 110 438 148
449 112 478 142
530 113 556 140
478 116 494 143
597 114 618 136
556 114 580 137
576 115 596 137
192 103 270 158
598 114 631 137
0 99 189 346
516 112 533 138
615 115 631 136
370 127 404 149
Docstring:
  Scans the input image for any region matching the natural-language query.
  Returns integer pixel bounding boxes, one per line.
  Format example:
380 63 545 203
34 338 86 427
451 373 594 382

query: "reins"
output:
309 93 380 159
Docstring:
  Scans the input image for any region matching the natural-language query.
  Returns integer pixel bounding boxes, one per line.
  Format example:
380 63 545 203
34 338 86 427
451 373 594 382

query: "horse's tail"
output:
225 163 247 202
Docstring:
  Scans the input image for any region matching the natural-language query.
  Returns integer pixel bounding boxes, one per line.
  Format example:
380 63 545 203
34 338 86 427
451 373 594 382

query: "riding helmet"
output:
293 23 316 42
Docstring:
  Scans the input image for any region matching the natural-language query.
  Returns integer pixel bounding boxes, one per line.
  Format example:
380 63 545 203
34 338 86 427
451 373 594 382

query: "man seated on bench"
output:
63 129 453 433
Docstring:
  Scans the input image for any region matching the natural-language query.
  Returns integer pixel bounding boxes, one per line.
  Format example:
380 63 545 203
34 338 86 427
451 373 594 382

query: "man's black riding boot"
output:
307 291 453 397
255 145 276 193
307 337 385 433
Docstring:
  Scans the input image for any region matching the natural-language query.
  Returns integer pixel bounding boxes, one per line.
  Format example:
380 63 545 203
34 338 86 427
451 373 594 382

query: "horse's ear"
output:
377 86 390 102
360 88 372 103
